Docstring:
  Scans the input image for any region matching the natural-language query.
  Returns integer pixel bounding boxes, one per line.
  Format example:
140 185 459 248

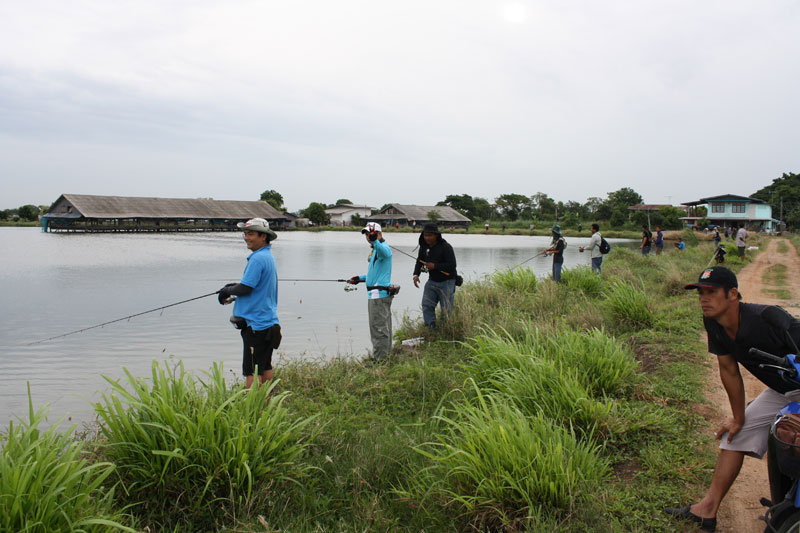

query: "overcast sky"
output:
1 1 798 212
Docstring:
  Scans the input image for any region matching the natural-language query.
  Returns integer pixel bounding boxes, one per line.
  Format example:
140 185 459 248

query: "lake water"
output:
0 227 632 427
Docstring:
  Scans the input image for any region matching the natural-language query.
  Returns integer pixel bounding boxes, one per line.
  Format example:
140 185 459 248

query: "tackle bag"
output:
599 237 611 255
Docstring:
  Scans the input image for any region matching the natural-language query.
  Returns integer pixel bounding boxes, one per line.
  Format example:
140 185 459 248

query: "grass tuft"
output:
93 360 316 528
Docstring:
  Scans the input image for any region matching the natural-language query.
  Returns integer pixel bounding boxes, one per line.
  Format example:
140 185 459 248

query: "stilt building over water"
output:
41 194 289 233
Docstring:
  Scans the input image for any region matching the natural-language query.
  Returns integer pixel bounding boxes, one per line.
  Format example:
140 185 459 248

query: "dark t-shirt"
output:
705 303 800 393
552 237 565 264
642 230 652 247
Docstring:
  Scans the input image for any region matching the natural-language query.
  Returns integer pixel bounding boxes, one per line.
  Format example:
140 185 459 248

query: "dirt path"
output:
703 238 800 532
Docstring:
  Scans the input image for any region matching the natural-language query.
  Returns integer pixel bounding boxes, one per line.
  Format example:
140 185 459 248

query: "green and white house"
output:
681 194 779 232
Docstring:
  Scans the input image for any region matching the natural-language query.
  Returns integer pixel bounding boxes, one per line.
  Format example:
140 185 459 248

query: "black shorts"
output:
241 324 281 376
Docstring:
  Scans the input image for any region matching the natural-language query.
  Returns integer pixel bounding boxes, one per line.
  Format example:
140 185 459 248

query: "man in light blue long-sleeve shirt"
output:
348 222 394 360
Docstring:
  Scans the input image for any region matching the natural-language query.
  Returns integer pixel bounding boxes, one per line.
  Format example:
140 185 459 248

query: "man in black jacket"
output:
413 224 458 329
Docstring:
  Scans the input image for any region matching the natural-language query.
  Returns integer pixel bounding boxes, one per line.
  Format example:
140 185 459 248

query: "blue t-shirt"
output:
233 245 279 331
655 230 663 247
359 240 392 299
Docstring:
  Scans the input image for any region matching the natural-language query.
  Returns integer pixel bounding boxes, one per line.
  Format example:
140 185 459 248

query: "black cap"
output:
684 267 738 291
421 223 440 234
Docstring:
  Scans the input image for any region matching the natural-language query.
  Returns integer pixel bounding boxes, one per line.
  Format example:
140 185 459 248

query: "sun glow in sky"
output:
502 3 529 24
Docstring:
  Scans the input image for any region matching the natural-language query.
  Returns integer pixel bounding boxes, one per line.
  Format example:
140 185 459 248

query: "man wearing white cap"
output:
218 218 281 387
348 222 394 361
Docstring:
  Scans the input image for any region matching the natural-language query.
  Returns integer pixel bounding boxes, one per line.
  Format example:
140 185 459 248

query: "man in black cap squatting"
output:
413 223 458 329
665 266 800 532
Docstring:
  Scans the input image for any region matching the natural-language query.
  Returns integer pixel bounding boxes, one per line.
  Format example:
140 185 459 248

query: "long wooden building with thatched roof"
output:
365 204 471 228
42 194 289 233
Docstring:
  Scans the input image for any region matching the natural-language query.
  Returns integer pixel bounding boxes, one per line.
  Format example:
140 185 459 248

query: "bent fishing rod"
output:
28 290 222 346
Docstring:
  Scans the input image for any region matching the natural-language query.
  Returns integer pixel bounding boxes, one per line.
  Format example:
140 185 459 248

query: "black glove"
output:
217 283 237 305
349 276 361 285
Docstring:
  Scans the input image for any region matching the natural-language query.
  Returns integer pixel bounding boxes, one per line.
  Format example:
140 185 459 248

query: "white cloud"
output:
1 0 798 210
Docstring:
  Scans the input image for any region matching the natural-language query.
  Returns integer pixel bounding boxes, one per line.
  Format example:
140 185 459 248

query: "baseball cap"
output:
361 222 382 234
684 267 737 291
237 218 278 240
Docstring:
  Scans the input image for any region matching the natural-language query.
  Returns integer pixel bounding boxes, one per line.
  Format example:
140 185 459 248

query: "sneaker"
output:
664 505 716 532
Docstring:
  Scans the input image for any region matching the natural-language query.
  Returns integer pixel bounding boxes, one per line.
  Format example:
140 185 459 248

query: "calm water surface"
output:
0 227 632 426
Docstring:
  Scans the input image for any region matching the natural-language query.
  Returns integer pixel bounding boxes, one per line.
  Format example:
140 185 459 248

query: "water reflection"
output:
0 228 632 426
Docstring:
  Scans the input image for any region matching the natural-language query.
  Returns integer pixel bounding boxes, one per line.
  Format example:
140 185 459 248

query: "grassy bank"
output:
2 238 766 531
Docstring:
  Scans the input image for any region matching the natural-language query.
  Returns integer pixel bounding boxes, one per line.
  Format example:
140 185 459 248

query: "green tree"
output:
427 210 442 223
658 206 685 230
606 187 643 212
494 193 531 221
335 199 353 206
302 202 328 225
260 190 284 211
584 197 604 218
609 209 627 228
531 192 556 217
752 172 800 228
17 204 40 221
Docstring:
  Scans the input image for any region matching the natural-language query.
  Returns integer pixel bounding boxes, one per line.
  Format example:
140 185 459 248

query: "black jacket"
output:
413 234 457 282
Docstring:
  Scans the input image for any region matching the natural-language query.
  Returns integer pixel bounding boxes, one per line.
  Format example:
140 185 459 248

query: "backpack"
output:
599 236 611 255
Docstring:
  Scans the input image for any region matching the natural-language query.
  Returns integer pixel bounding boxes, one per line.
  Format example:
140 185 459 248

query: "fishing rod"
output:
27 290 221 346
508 249 548 271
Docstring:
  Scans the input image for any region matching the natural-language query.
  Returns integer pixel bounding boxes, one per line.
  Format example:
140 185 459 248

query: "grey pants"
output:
368 297 393 360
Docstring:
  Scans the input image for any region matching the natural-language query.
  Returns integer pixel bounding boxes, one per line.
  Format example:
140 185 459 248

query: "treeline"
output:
435 187 689 229
0 204 44 222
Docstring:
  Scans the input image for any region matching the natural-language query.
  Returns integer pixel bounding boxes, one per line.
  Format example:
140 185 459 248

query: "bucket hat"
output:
237 218 278 240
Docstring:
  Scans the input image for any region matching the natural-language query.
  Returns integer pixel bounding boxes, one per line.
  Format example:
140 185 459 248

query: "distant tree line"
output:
0 204 43 222
752 172 800 229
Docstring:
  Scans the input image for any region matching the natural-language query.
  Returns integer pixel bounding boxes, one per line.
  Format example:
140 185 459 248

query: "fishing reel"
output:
344 284 358 292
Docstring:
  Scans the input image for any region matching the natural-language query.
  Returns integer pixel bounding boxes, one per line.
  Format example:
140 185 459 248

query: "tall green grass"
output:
399 385 609 530
468 326 638 397
1 386 131 533
604 280 655 329
562 265 605 296
94 361 316 527
491 266 538 292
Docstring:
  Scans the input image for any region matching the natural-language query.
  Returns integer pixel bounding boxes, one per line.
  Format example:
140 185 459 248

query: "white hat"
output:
237 218 278 240
361 222 382 234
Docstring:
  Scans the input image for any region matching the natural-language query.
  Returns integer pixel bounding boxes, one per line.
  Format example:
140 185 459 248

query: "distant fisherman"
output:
348 223 394 361
413 223 458 329
217 218 281 387
543 224 566 283
579 223 603 274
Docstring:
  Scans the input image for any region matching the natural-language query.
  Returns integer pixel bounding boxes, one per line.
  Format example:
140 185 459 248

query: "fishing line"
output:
27 290 221 346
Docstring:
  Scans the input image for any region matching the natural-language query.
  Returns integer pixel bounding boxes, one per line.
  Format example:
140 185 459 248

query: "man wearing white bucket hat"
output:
218 218 281 387
347 222 395 361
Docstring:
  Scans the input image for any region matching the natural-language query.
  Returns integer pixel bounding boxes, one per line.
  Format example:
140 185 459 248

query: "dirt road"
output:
702 238 800 532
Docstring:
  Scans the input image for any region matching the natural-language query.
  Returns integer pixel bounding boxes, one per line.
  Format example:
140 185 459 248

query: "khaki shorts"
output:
719 387 800 458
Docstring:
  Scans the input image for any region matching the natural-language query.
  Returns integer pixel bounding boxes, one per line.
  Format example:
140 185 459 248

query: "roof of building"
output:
366 204 471 223
45 194 286 220
682 194 768 206
324 204 375 215
627 204 685 211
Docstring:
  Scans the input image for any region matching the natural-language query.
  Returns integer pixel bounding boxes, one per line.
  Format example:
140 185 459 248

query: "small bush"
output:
401 386 609 529
467 326 638 397
492 266 537 292
562 266 605 297
1 388 130 533
94 361 316 526
605 280 655 329
488 361 614 432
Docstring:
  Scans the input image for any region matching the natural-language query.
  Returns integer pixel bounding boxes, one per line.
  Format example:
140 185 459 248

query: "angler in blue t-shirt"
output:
217 218 281 388
348 222 394 361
